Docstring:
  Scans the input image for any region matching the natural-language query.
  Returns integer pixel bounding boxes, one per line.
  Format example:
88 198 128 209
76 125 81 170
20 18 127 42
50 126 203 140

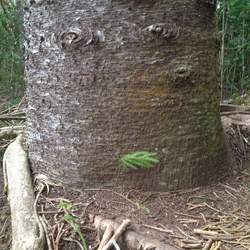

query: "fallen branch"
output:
202 239 213 250
97 224 113 250
220 103 250 113
0 114 25 120
142 224 173 234
102 219 131 250
175 240 202 249
3 135 44 250
92 215 178 250
194 229 218 236
0 125 24 139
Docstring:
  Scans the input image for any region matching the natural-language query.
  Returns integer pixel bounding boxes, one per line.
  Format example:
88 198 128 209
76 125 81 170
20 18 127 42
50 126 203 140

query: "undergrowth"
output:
0 1 24 107
58 200 88 250
217 0 250 99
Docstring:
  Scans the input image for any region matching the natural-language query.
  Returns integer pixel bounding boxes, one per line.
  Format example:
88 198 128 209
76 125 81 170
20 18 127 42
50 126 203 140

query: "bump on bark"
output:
144 22 180 40
57 27 93 50
56 26 104 51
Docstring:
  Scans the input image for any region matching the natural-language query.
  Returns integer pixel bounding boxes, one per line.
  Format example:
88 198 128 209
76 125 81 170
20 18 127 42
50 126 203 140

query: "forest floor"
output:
32 171 250 250
0 104 250 250
0 170 250 250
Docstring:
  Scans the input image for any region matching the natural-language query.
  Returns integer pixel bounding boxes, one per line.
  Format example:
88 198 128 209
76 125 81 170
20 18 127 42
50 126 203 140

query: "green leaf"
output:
120 151 159 170
136 203 150 214
58 200 73 210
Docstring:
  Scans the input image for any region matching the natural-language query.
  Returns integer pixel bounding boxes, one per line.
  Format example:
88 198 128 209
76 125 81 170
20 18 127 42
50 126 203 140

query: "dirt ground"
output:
30 170 249 250
1 161 250 250
1 111 250 250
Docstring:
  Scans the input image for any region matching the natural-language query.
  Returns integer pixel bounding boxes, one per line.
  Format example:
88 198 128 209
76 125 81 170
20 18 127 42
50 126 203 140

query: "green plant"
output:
0 1 24 106
119 151 159 170
58 200 88 250
217 0 250 99
136 203 150 214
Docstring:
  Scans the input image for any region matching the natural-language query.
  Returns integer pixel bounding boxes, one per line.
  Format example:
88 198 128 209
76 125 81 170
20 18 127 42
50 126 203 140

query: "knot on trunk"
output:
57 27 94 50
167 59 194 88
173 64 192 79
144 23 180 40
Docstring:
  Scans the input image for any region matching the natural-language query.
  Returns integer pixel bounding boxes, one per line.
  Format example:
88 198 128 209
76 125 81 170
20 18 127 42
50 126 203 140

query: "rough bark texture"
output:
25 0 229 191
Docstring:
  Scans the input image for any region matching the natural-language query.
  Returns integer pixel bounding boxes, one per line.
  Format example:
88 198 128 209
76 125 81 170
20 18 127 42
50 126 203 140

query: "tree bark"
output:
25 0 229 191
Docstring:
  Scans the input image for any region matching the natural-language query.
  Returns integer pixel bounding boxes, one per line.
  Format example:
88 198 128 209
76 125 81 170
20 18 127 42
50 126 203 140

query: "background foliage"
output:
0 1 250 105
217 0 250 101
0 1 24 109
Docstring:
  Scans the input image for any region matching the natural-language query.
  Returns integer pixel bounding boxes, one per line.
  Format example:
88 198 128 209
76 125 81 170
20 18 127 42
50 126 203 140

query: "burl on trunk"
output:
25 0 229 191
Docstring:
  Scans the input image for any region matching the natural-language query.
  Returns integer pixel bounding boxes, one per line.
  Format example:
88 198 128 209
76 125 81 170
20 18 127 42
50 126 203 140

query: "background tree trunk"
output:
25 0 229 191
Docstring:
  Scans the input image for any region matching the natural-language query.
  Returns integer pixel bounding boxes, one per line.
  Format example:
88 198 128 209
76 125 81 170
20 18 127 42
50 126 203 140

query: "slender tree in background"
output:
217 0 250 99
0 1 24 102
25 0 229 191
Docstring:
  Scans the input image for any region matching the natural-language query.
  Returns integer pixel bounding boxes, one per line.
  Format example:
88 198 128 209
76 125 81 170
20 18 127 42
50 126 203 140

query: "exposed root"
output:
3 134 45 250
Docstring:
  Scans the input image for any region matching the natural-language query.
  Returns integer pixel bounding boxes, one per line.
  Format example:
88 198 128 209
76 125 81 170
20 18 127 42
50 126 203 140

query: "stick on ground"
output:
98 224 114 250
102 219 131 250
93 215 178 250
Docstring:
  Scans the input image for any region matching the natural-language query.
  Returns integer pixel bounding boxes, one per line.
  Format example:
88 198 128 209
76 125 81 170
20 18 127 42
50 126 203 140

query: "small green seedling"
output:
58 200 73 210
58 200 88 250
136 203 150 214
120 151 159 170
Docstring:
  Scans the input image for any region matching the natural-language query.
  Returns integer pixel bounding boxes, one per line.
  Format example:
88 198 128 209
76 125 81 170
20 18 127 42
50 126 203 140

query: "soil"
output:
33 170 250 250
1 109 250 250
0 160 250 250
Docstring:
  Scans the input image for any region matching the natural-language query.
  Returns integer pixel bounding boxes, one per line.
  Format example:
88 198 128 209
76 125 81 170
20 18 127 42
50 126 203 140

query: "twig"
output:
55 223 66 250
237 124 246 159
110 240 121 250
0 218 9 235
102 219 131 250
84 188 138 208
200 213 207 224
97 224 113 250
63 237 84 250
39 215 53 250
0 115 25 120
15 95 26 111
202 239 213 250
211 241 221 250
204 203 238 219
93 215 178 250
175 239 202 249
142 224 173 234
194 229 218 236
176 226 198 241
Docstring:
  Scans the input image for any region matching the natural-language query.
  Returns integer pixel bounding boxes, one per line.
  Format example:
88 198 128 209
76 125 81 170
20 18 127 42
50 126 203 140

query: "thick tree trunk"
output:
25 0 229 191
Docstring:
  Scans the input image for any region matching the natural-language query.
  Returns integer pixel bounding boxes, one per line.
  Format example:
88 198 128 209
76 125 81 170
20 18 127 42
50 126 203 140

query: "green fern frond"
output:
120 151 159 170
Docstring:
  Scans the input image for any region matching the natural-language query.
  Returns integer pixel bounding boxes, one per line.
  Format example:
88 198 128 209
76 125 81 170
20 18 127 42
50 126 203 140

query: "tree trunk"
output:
25 0 229 191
